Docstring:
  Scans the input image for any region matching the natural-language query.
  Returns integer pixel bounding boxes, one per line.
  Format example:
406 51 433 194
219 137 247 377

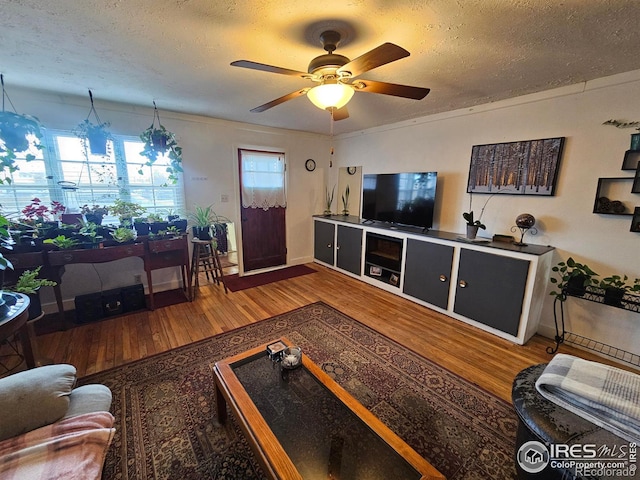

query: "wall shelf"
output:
592 177 635 216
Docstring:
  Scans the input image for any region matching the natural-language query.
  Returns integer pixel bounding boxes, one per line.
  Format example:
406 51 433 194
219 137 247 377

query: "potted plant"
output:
110 227 136 244
462 211 486 239
187 204 219 240
598 275 640 307
109 199 146 226
146 213 169 234
8 266 57 320
74 91 111 156
139 104 183 185
324 186 335 216
76 221 104 249
43 235 78 250
0 213 14 316
341 185 350 216
75 119 111 156
0 76 45 184
0 111 44 183
80 204 109 225
549 257 599 301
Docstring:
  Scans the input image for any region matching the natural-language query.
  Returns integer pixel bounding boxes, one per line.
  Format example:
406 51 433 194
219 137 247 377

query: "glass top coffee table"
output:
213 338 444 480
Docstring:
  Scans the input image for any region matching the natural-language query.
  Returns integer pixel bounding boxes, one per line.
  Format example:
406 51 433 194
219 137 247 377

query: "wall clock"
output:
347 166 357 175
305 159 316 172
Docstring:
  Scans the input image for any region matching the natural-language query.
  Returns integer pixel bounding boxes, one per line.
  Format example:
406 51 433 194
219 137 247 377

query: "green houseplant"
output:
0 111 44 183
0 75 45 184
598 275 640 307
324 186 335 216
110 227 136 244
8 265 57 320
341 185 350 216
44 235 78 250
139 103 183 185
187 204 229 240
109 199 146 225
549 257 599 302
74 91 111 156
462 211 485 239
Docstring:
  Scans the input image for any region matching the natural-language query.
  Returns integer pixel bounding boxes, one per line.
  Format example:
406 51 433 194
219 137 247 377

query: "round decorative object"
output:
305 159 316 172
611 200 625 214
347 166 357 175
281 346 302 369
515 213 536 228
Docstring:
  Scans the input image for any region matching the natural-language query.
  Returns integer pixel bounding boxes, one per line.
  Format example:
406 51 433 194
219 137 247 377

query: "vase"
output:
466 225 479 240
603 287 625 307
566 274 587 297
192 226 211 240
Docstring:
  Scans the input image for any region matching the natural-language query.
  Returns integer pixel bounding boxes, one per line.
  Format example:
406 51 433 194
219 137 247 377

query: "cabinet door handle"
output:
458 280 467 288
327 244 332 248
439 274 447 282
336 245 341 250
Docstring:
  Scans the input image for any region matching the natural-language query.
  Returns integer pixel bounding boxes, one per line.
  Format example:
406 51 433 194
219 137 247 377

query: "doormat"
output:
224 264 317 292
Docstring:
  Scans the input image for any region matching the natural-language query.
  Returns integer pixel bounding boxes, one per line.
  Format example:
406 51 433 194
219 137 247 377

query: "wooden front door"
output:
238 149 287 272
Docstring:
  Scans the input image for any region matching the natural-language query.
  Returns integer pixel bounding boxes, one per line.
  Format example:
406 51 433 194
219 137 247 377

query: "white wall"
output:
6 87 330 309
333 70 640 356
8 71 640 356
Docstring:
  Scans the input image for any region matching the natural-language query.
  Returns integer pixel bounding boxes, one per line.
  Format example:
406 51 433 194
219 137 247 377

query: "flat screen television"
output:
362 172 437 230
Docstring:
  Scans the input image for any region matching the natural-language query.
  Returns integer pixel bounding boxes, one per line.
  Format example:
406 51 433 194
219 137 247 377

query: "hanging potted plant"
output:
0 75 45 184
139 102 183 184
74 90 111 156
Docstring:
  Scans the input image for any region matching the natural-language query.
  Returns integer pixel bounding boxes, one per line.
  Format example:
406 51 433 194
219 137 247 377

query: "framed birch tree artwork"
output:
467 137 565 196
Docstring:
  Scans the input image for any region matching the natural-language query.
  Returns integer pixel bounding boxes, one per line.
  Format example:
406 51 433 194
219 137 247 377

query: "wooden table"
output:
214 339 444 480
0 293 36 369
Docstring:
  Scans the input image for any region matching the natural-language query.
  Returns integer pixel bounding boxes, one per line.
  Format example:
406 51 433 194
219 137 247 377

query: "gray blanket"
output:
535 353 640 443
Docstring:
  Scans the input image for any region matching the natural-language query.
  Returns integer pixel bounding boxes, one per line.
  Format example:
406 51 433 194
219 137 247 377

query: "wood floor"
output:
27 262 626 403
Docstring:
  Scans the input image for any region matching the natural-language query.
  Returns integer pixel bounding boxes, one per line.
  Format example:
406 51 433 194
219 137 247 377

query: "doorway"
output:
238 148 287 272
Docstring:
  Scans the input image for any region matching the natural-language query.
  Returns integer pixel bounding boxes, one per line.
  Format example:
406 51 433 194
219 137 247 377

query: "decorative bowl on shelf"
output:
281 346 302 369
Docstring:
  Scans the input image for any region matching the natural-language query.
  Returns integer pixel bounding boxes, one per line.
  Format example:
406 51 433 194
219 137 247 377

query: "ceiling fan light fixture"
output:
307 83 354 111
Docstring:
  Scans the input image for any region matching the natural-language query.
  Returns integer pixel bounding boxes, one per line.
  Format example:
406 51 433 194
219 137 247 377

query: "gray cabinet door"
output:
314 221 335 266
336 225 362 275
403 239 453 309
454 249 529 336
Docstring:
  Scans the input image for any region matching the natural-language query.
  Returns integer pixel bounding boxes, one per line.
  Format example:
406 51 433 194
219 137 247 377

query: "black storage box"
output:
122 284 146 312
74 292 104 324
101 288 123 317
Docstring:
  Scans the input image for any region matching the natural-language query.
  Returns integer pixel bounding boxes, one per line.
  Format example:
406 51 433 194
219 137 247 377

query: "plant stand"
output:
547 285 640 367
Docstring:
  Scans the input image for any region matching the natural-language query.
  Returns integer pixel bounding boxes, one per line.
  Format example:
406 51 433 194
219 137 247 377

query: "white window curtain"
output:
239 149 286 211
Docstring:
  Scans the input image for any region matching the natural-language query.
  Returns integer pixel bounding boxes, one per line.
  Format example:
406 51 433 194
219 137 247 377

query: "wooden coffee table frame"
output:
213 338 445 480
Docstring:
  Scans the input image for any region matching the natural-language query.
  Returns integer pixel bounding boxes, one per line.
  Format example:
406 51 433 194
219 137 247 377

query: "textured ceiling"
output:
3 0 640 135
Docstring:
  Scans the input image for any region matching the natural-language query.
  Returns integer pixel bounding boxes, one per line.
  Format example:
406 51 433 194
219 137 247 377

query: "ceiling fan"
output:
230 30 430 120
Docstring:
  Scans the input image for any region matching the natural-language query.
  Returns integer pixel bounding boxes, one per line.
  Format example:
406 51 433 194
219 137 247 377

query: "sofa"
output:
0 364 114 479
512 362 639 480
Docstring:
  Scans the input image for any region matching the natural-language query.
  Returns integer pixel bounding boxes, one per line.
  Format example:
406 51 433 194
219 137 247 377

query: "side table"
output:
0 293 36 371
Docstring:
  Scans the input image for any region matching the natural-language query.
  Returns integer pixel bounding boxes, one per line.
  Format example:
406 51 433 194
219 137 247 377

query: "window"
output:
239 149 286 211
0 129 184 220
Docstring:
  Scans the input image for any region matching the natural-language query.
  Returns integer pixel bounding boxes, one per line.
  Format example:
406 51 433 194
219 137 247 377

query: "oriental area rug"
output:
80 302 518 479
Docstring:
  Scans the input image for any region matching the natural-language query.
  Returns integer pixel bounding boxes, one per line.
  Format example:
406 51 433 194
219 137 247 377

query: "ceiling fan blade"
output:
355 79 430 100
231 60 310 78
330 106 349 121
250 88 310 113
337 43 410 78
